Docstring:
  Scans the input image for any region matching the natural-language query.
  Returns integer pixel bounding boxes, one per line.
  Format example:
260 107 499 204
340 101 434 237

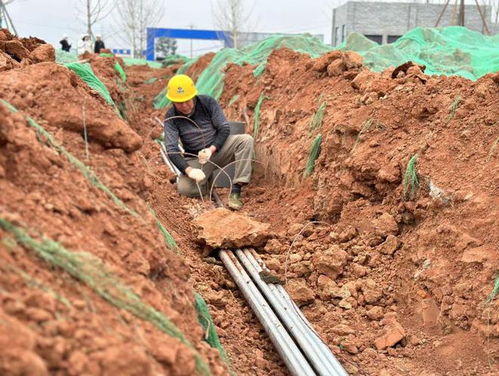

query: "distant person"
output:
59 35 71 52
94 35 105 54
77 34 93 55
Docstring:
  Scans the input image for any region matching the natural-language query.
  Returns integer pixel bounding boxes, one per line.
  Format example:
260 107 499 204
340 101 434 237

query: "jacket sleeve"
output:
164 118 189 173
209 97 230 151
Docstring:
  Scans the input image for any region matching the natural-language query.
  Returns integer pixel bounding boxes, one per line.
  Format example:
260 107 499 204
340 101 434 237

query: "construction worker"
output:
94 35 105 53
77 34 93 55
163 74 254 210
59 35 71 52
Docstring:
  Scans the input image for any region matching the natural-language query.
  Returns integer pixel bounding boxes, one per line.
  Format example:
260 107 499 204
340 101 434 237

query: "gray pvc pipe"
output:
247 249 349 376
239 250 345 376
237 250 334 375
219 250 317 376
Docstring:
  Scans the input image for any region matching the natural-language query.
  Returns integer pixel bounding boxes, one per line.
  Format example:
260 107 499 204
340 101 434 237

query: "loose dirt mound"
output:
0 28 54 71
220 47 499 374
0 62 141 152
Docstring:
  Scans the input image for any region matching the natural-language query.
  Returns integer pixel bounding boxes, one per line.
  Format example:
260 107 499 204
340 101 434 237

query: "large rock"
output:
312 245 348 279
193 208 271 249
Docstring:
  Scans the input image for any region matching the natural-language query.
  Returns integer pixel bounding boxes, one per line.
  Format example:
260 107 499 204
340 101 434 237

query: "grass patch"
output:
486 276 499 303
304 134 322 177
228 95 239 106
253 93 268 138
447 96 461 121
352 118 374 152
0 217 211 376
403 154 419 199
309 102 327 131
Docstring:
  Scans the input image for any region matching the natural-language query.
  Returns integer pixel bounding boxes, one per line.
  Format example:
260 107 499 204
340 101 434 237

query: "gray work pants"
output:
177 134 255 197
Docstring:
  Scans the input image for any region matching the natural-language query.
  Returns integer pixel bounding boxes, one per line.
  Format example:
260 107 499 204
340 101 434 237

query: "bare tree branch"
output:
212 0 255 49
113 0 165 58
76 0 115 38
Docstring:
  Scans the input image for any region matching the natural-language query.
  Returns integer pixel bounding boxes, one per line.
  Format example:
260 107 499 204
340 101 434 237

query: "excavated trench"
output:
0 30 498 376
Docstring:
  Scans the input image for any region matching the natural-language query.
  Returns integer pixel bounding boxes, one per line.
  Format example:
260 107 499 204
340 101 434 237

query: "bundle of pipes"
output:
220 249 349 376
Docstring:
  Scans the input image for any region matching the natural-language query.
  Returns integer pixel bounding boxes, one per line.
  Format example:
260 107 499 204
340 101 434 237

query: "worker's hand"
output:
186 168 206 182
198 148 212 165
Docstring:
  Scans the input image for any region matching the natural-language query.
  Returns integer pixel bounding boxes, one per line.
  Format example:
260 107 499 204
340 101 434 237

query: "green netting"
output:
253 93 268 138
0 218 211 376
340 26 499 80
56 50 79 64
122 57 163 68
114 61 127 82
153 34 332 109
304 134 322 177
65 62 115 106
194 293 233 374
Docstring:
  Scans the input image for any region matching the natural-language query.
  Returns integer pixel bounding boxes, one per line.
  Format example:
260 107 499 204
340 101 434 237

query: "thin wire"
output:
159 115 208 150
208 158 265 202
163 150 234 201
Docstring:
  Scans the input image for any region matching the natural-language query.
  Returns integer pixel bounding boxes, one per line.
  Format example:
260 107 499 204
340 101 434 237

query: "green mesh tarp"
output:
122 57 163 68
153 34 332 109
194 293 232 373
154 27 499 109
340 26 499 80
65 62 115 106
55 50 79 64
114 61 127 82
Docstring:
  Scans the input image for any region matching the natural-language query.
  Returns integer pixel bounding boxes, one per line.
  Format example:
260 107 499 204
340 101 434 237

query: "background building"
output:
331 1 494 46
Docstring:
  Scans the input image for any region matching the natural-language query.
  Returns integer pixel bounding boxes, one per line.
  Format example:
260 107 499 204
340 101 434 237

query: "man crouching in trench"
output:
163 74 255 210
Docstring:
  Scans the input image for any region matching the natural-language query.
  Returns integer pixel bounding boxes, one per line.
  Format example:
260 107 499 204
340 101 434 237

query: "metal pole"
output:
219 250 317 376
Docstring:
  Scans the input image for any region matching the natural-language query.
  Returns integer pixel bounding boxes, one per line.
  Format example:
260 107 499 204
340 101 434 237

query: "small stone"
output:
362 279 383 304
26 307 53 322
374 320 406 350
331 324 355 336
338 298 353 310
367 306 384 320
379 235 401 255
264 239 282 254
287 279 315 306
342 341 359 354
373 213 399 237
312 245 348 279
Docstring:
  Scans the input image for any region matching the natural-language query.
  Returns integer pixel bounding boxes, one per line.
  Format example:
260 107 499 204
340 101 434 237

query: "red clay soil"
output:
1 30 498 376
218 47 499 374
0 28 55 71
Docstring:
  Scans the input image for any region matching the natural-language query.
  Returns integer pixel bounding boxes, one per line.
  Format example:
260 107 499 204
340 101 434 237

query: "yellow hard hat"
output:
166 74 197 102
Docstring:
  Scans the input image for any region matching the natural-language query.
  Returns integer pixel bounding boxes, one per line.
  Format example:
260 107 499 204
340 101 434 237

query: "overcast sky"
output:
5 0 340 56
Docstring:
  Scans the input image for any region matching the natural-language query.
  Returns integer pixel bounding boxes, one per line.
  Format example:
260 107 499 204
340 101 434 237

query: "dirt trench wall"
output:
219 46 499 370
0 40 228 374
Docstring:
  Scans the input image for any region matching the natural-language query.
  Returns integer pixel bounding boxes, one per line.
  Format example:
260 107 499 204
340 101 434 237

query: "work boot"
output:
228 192 243 210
